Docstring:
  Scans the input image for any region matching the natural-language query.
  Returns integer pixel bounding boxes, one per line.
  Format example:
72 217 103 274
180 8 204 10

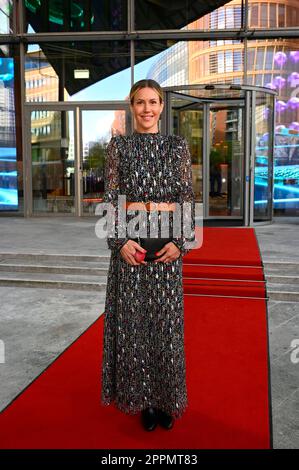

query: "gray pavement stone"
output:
0 285 105 411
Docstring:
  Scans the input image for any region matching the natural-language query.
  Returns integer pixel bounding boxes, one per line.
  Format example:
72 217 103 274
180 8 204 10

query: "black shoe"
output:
141 407 158 431
156 408 174 430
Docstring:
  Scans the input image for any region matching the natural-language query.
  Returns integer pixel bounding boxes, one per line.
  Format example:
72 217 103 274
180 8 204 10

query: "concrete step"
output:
0 277 106 291
0 269 108 291
0 252 110 291
263 261 299 275
263 261 299 301
0 252 111 263
0 271 106 282
266 282 299 292
266 282 299 302
266 275 299 285
0 256 110 269
0 263 108 276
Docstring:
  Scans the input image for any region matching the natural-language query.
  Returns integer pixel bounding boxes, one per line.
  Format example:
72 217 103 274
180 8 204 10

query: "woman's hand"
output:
120 240 148 266
154 242 181 264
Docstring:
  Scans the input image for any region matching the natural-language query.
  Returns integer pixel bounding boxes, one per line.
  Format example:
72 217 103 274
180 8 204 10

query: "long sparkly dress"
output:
100 130 196 419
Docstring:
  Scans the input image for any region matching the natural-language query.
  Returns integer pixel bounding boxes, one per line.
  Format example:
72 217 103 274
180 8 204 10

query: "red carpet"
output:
183 227 267 298
0 228 272 449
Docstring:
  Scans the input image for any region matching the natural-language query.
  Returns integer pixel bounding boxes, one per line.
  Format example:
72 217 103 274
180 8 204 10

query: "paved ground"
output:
0 215 298 449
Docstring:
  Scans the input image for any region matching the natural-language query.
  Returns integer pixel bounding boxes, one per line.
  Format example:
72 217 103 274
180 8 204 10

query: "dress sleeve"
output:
171 137 196 257
103 136 129 253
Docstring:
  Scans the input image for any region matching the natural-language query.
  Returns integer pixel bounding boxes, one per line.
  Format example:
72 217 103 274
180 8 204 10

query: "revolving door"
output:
162 85 276 226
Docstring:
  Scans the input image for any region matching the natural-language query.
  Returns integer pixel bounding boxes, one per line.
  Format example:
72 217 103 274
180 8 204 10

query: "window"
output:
226 51 233 72
269 3 276 28
289 7 298 27
234 6 242 28
226 8 234 28
209 53 217 74
218 52 224 73
234 50 242 72
247 49 255 71
264 74 272 86
256 48 265 70
260 3 268 28
210 11 217 29
278 5 285 27
255 74 263 86
218 10 225 29
250 4 259 27
265 48 273 70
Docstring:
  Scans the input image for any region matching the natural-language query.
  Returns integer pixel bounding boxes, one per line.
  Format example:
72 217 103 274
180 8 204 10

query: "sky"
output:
70 54 160 144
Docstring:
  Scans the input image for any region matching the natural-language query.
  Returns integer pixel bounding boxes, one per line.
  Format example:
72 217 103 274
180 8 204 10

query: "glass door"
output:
168 92 245 221
26 103 131 216
80 107 129 215
164 85 276 226
208 103 245 218
169 92 203 208
252 91 275 221
30 107 75 214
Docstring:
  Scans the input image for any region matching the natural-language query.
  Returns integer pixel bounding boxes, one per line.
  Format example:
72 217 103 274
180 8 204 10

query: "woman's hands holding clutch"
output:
120 240 181 266
120 240 148 266
154 242 181 264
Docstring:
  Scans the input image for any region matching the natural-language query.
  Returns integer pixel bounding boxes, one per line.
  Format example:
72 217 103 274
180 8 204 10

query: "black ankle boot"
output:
156 408 174 430
141 407 158 431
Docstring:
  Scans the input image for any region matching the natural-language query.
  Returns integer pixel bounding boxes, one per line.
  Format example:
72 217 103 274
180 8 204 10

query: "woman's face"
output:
130 86 164 133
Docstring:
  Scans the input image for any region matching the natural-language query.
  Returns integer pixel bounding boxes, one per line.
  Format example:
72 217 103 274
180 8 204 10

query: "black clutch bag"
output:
129 237 173 261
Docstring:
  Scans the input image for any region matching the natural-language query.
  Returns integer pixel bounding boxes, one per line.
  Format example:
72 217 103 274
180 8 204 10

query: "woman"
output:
101 79 196 431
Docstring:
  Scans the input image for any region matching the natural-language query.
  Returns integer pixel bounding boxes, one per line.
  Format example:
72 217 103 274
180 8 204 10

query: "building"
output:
0 0 298 222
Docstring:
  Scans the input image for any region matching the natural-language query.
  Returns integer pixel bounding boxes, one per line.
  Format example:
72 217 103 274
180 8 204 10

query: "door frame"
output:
206 100 246 221
24 101 131 217
164 91 247 222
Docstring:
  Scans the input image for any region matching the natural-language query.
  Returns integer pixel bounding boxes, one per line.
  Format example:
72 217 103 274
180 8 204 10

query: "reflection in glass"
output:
31 110 74 213
146 39 244 88
25 0 127 33
254 93 274 220
0 56 18 211
0 0 13 34
25 42 130 102
264 45 299 215
81 110 126 214
209 107 243 217
171 96 203 206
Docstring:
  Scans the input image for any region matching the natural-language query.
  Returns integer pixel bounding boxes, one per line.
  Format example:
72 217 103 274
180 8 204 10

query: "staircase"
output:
0 253 110 291
0 253 298 302
263 261 299 302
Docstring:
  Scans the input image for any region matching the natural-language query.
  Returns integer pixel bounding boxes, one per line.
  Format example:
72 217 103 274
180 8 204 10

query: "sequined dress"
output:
100 130 195 419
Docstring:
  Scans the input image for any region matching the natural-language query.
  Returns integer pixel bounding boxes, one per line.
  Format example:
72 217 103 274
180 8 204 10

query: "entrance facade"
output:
24 84 276 225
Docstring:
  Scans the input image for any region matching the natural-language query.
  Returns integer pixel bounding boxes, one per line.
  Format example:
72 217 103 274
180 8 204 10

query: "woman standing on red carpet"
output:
101 79 196 431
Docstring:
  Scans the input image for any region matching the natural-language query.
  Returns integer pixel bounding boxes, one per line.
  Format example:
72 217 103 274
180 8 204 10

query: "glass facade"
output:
0 0 13 34
24 0 128 32
0 0 298 219
25 41 131 101
0 43 19 211
31 109 74 213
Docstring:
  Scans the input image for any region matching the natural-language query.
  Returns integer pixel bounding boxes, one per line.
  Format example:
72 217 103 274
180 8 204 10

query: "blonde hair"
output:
129 79 163 105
